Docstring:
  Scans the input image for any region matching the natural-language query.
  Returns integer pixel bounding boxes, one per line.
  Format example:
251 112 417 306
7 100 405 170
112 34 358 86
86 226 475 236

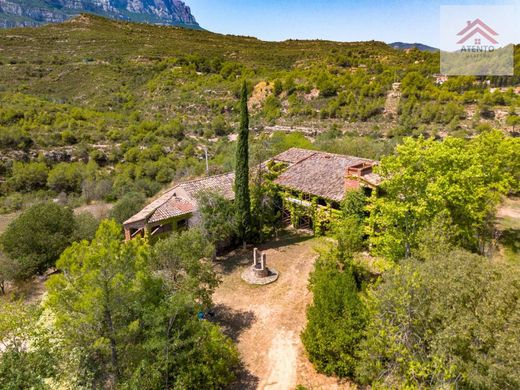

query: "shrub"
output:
301 252 367 377
8 162 49 193
47 162 86 193
72 212 100 243
196 191 236 249
0 202 75 279
109 191 146 224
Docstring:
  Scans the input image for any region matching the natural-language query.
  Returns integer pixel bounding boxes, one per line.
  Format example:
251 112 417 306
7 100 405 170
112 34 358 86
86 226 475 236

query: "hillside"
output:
0 0 200 28
0 14 519 213
0 14 414 128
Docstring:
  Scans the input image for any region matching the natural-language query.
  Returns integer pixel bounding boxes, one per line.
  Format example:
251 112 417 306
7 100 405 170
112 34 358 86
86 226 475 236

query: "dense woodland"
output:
0 14 519 389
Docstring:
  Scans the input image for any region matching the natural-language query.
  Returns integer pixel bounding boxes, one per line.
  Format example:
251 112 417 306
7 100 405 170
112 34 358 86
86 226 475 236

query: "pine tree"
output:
234 81 251 244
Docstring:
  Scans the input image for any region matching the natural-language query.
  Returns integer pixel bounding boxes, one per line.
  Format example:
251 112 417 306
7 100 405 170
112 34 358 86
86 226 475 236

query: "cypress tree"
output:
234 81 251 244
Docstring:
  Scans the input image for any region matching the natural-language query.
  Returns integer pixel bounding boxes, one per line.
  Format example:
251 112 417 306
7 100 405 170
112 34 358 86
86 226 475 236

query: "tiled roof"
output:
123 187 179 225
177 172 235 201
124 148 381 228
148 197 196 224
274 149 378 202
271 148 317 165
123 172 234 226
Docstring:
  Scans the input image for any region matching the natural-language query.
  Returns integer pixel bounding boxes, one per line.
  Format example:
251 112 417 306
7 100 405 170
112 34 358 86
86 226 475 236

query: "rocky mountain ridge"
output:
0 0 200 28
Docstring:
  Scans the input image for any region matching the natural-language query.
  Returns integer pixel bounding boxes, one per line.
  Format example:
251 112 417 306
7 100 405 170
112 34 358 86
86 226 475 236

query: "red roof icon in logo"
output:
457 18 498 45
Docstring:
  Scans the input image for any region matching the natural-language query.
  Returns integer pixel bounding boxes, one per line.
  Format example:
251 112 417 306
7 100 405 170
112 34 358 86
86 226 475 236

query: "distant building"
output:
123 148 381 239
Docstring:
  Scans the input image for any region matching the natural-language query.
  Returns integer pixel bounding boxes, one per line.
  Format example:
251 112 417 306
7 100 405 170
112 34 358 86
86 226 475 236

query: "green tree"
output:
0 301 58 389
0 202 75 279
127 294 239 390
332 216 364 259
341 189 367 221
234 80 251 244
46 220 163 386
301 251 366 378
211 115 229 136
196 191 236 248
46 220 238 388
263 95 281 122
72 212 100 242
357 249 520 389
367 131 518 260
7 161 49 192
47 162 86 193
273 79 283 95
506 113 520 131
152 228 218 308
109 191 146 224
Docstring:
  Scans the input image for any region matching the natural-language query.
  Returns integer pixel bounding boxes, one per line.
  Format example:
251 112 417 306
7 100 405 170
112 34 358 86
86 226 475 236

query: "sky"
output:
188 0 519 46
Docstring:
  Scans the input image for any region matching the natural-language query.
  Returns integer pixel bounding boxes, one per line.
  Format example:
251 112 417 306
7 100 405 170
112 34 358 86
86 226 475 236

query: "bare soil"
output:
213 231 352 390
74 202 113 219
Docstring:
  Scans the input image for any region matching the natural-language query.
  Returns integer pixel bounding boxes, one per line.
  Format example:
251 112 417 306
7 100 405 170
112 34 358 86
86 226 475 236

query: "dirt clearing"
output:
213 231 351 390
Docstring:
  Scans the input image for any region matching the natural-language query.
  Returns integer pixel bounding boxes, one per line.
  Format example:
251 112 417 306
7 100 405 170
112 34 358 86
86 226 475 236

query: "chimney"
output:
345 162 373 190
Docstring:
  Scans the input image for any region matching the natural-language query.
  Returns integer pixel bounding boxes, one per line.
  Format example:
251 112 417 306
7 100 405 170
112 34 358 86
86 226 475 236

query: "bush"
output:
72 212 100 242
301 252 366 378
7 162 49 193
196 191 236 249
211 115 229 136
47 162 86 193
0 202 75 279
109 191 147 224
152 228 217 307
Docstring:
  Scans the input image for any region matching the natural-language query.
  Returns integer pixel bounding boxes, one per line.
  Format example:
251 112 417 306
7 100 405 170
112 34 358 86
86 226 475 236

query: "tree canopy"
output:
367 130 519 260
45 220 238 388
357 249 520 389
0 202 75 279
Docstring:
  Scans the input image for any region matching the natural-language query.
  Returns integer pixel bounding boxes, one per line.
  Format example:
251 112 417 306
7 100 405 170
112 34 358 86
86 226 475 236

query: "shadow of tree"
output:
211 304 259 390
212 304 256 342
501 228 520 255
258 230 313 251
215 230 313 275
215 249 252 275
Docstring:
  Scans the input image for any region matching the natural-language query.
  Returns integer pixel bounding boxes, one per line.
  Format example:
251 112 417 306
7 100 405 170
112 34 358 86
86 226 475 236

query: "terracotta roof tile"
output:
177 172 235 200
123 172 234 226
271 148 317 165
274 149 378 202
148 197 196 224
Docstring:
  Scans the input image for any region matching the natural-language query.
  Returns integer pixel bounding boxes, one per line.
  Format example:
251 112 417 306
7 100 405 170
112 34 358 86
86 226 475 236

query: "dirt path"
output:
213 232 351 390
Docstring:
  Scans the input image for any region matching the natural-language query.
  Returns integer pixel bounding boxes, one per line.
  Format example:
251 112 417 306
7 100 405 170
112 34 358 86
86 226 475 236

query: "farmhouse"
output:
123 173 234 240
123 148 380 239
271 148 380 230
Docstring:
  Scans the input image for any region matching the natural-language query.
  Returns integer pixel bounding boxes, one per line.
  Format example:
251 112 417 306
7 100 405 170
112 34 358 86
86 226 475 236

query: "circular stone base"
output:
241 267 279 285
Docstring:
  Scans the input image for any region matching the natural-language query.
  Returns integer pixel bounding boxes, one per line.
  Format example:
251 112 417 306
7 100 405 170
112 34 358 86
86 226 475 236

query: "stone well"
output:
241 248 279 285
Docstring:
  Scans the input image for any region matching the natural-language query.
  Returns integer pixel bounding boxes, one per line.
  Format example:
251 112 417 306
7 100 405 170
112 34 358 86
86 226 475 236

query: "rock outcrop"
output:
0 0 201 29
